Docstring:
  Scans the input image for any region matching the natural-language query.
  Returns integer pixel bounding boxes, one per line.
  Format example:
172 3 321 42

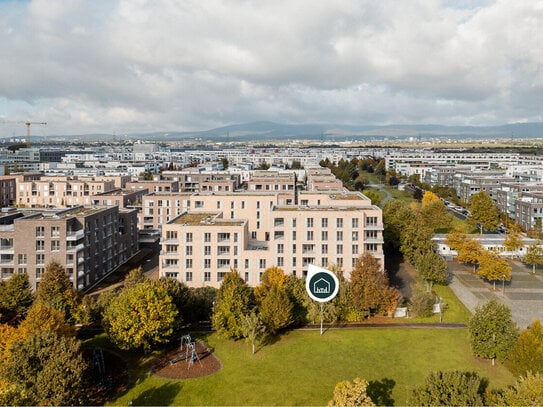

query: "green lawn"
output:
105 328 514 406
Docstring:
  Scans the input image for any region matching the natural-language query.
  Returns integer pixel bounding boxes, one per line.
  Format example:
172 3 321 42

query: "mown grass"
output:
104 328 514 406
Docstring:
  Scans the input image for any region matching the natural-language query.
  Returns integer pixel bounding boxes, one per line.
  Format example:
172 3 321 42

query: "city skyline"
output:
1 1 543 135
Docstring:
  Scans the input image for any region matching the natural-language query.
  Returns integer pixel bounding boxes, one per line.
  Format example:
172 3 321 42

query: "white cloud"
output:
1 0 543 134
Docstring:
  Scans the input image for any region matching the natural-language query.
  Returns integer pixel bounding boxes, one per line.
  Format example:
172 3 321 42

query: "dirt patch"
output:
151 340 222 379
84 348 129 405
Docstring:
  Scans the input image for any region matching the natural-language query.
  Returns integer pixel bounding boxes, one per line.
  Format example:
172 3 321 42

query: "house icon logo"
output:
313 278 330 294
306 264 339 303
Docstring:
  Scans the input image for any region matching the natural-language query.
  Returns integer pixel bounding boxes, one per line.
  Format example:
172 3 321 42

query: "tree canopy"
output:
35 261 78 322
524 241 543 273
505 319 543 377
0 273 33 322
468 191 500 233
328 377 375 407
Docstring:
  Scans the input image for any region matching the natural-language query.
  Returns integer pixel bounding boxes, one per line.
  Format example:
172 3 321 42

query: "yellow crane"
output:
0 120 47 148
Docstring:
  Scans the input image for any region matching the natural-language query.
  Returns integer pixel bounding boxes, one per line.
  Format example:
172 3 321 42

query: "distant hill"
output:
2 121 543 143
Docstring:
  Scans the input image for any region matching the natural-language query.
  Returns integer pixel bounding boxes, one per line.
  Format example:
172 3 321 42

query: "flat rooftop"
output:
172 212 245 227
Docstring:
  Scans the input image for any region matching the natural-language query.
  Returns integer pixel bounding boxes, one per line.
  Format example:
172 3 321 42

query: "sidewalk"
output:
447 260 543 329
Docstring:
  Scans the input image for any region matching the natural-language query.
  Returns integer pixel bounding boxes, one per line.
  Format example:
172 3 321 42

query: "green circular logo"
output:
306 265 339 302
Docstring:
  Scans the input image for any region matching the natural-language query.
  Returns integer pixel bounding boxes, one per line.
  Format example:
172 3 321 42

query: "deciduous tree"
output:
408 371 486 407
415 251 448 292
241 311 266 354
103 281 177 351
468 299 518 365
0 273 33 322
35 261 78 322
503 223 524 254
259 285 293 334
488 372 543 406
505 319 543 377
328 377 375 407
468 191 500 234
477 250 511 290
524 241 543 273
211 270 251 339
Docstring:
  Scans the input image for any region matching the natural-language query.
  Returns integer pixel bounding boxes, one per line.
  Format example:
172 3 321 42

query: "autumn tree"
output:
524 241 543 273
503 223 524 255
19 302 75 338
446 232 483 270
415 251 448 292
408 371 486 407
254 266 287 303
123 266 147 289
328 377 375 407
0 330 88 406
488 372 543 406
420 199 453 231
400 215 435 264
477 250 511 290
468 191 500 234
259 285 293 334
383 200 416 251
421 191 440 208
35 261 78 322
0 273 34 322
505 319 543 377
211 270 251 339
351 253 400 317
468 299 518 365
241 311 266 354
283 275 309 327
103 281 178 351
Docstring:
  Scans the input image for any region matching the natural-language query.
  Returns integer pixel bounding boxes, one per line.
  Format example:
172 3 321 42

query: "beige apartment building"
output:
159 190 383 288
0 206 138 291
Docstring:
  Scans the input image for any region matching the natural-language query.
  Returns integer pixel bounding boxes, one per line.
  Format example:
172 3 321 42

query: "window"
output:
337 218 343 228
186 232 193 242
18 254 27 264
218 246 230 255
307 218 314 228
307 231 314 240
185 272 193 282
277 243 284 254
218 233 230 242
234 233 238 242
36 267 44 279
292 231 296 239
244 272 249 282
204 259 211 268
204 246 211 256
302 244 315 254
366 216 378 226
292 218 297 227
352 218 359 228
274 218 284 227
277 257 284 267
51 226 60 238
185 259 193 268
218 272 227 282
166 231 178 239
36 254 45 264
322 258 328 267
292 257 296 267
51 240 60 251
251 231 257 239
204 233 211 242
292 244 296 253
245 259 249 269
321 231 328 241
337 244 343 254
352 231 359 241
336 231 343 241
204 271 211 282
195 201 204 208
241 201 245 209
365 230 377 239
322 244 328 254
259 259 266 269
274 231 284 240
166 244 177 253
336 257 343 266
366 243 378 252
36 240 45 251
352 244 359 255
36 226 44 237
186 246 193 256
322 218 328 228
217 201 221 209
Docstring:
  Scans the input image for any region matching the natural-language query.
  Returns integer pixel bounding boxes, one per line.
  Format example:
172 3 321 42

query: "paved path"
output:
447 260 543 329
367 183 393 207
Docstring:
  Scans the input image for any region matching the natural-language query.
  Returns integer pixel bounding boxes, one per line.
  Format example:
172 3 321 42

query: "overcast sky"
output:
1 0 543 136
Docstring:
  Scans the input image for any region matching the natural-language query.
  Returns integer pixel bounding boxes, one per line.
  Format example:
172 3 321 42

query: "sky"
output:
1 0 543 136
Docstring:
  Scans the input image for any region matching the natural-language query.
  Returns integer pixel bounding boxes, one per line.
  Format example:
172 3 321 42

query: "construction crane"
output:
0 120 47 148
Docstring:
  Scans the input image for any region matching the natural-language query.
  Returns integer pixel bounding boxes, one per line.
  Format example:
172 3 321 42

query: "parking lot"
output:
448 259 543 328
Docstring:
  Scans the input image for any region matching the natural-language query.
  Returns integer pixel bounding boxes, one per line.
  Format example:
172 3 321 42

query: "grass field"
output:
104 327 514 406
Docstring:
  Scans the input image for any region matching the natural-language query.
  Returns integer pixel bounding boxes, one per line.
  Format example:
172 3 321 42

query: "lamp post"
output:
502 275 506 296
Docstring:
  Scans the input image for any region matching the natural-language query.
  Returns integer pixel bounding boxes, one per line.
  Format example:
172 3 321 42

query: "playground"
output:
151 335 222 379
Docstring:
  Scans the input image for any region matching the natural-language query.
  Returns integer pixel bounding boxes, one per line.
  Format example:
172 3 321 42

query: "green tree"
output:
220 157 229 170
468 299 518 365
211 270 251 339
0 330 88 406
408 287 435 318
283 275 309 327
351 253 401 317
0 273 34 322
505 319 543 377
123 266 147 289
408 370 486 407
259 285 293 334
420 199 453 231
415 251 448 292
477 250 512 290
35 261 78 322
468 191 500 234
400 215 436 264
103 281 177 351
488 372 543 406
524 241 543 273
328 377 375 407
19 302 75 338
241 311 266 354
383 200 415 251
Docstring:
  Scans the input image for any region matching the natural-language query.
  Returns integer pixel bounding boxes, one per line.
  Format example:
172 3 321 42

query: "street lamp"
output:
502 275 506 296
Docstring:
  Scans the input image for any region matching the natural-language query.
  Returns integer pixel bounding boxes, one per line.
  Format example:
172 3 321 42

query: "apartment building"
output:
126 179 180 194
495 183 543 218
515 192 543 232
0 177 16 207
0 206 138 291
159 190 383 288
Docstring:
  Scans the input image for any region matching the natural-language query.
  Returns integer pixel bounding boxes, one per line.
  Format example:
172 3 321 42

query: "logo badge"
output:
306 264 339 302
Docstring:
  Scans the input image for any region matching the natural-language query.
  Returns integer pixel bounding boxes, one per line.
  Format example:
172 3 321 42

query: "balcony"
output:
67 230 85 241
66 243 85 253
364 223 384 230
0 245 14 254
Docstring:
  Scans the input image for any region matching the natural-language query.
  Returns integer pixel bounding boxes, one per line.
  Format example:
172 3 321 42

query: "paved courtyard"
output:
447 260 543 329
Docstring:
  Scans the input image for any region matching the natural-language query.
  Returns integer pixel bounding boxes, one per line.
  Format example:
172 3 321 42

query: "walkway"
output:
447 260 543 329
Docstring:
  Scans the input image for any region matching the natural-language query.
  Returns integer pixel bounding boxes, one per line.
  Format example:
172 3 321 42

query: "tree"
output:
123 266 147 289
421 191 440 208
408 287 435 318
283 275 309 327
383 199 416 251
0 273 34 322
241 311 266 354
103 281 178 351
468 299 518 365
400 215 435 264
488 372 543 406
35 261 78 322
524 241 543 273
0 330 88 406
415 251 448 292
211 270 251 339
220 157 229 170
351 253 401 317
477 250 511 290
503 223 524 255
446 232 483 270
254 266 287 303
420 199 453 231
505 319 543 377
259 285 293 334
328 377 375 407
18 302 75 338
468 191 500 234
408 371 486 407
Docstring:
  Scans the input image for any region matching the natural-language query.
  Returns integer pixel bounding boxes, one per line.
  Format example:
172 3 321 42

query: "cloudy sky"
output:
1 0 543 136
